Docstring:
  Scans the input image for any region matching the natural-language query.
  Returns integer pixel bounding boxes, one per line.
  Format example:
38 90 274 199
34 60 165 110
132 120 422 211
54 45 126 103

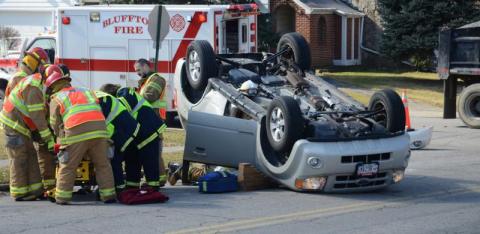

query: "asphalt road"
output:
0 105 479 234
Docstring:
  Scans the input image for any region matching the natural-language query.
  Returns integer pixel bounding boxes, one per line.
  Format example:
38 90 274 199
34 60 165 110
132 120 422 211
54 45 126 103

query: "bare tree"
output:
0 26 20 50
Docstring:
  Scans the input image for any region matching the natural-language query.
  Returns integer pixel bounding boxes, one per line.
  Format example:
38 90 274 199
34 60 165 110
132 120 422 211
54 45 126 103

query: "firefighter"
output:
134 58 167 186
95 88 140 192
5 47 49 96
45 65 116 204
102 84 166 190
4 47 56 191
0 59 54 201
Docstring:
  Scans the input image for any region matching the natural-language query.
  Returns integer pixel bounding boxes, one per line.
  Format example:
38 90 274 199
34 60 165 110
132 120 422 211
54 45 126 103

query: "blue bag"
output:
198 171 238 193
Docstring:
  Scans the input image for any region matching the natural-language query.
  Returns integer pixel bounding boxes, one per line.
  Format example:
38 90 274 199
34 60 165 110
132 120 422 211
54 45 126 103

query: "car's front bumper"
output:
256 132 411 192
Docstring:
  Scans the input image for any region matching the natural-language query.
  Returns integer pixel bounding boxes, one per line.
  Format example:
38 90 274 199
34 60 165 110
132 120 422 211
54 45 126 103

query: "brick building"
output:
269 0 364 68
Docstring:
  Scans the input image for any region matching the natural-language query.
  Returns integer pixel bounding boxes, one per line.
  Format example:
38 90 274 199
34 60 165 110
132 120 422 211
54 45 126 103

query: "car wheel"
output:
185 40 218 92
266 96 305 153
276 32 311 70
458 83 480 128
368 89 406 133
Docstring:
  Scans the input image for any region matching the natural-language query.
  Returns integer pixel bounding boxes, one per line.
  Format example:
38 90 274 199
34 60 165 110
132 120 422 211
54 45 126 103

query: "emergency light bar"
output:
227 3 259 12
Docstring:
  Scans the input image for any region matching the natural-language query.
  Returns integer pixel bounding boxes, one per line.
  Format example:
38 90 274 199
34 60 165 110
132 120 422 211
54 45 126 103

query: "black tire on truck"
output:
368 89 406 133
185 40 218 92
458 83 480 128
276 32 311 70
266 96 305 153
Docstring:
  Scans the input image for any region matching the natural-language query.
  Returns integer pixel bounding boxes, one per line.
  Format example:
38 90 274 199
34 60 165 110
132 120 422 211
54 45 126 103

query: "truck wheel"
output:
185 40 218 92
276 32 311 70
266 96 305 153
458 83 480 128
368 89 406 133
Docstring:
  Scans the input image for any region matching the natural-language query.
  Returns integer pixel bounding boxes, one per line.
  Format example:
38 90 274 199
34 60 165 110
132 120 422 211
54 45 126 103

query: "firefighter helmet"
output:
45 65 70 88
22 47 49 72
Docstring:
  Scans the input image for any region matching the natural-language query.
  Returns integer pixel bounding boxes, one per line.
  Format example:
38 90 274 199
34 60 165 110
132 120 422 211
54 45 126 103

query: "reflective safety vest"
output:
95 91 126 137
5 70 28 97
0 73 47 137
95 91 140 152
118 88 166 149
139 73 167 120
53 87 105 129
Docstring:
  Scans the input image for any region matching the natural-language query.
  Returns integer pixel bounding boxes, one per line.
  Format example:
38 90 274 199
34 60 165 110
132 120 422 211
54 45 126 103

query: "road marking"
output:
167 186 480 234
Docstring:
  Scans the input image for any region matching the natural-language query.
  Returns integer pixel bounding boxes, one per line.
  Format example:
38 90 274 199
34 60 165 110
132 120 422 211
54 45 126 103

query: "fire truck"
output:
0 4 259 121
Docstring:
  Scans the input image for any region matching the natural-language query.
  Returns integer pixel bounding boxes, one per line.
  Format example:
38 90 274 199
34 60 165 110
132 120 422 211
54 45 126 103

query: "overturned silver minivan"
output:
174 33 410 192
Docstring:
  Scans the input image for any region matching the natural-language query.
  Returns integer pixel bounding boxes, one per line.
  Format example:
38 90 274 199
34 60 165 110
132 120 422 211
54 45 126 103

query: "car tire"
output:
368 89 406 133
185 40 218 92
458 83 480 128
276 32 311 70
266 96 305 153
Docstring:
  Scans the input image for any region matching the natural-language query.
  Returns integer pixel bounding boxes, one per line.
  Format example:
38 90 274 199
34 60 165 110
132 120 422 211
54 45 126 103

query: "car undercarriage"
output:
174 33 411 192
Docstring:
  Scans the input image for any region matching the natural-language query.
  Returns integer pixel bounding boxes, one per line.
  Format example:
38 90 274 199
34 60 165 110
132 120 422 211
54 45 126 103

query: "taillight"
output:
250 23 256 31
62 16 71 25
198 12 207 23
250 34 256 43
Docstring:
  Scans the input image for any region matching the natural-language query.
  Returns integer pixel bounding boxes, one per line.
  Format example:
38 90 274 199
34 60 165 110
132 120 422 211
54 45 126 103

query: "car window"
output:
28 38 56 51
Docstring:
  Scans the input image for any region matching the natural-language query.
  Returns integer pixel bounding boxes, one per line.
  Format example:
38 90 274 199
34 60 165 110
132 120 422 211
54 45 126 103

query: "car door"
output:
184 111 257 168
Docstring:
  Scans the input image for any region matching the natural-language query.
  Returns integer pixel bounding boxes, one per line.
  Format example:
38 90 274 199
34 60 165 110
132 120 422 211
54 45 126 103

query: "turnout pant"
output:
159 138 166 184
110 147 126 189
34 143 56 190
4 127 43 199
124 137 159 187
55 138 115 203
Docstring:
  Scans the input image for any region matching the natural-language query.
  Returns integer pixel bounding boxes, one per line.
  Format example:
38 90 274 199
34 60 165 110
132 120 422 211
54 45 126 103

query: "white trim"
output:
341 16 347 61
359 16 364 64
291 0 364 16
351 17 355 60
292 0 313 14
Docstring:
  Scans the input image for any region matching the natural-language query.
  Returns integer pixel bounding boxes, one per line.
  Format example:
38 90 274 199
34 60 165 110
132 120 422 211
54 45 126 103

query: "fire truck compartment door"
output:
238 17 250 53
61 15 89 88
89 47 127 90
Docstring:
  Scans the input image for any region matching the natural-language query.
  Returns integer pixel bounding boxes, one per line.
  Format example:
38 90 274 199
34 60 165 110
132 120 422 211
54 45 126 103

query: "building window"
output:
318 16 327 44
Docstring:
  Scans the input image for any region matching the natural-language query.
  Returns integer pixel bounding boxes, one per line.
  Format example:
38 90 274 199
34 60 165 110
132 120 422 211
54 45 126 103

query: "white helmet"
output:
239 80 258 96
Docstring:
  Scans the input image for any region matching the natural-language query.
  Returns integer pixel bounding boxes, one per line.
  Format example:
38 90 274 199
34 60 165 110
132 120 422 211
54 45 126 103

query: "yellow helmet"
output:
22 47 49 73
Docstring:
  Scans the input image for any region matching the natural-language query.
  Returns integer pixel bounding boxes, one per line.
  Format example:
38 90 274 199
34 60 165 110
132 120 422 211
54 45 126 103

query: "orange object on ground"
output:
402 90 412 130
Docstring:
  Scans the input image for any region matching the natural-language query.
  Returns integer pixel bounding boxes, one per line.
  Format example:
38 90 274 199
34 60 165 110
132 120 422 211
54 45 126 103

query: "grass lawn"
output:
163 128 185 147
319 70 444 107
0 167 8 184
0 129 5 160
162 151 184 164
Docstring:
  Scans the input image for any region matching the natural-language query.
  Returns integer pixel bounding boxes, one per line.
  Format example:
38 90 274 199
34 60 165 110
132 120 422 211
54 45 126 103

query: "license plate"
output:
356 163 379 177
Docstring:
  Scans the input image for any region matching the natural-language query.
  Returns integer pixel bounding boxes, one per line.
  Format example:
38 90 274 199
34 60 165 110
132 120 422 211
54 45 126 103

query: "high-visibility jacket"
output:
117 87 166 149
139 72 167 120
5 70 28 97
0 73 53 145
50 86 108 146
96 91 140 152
